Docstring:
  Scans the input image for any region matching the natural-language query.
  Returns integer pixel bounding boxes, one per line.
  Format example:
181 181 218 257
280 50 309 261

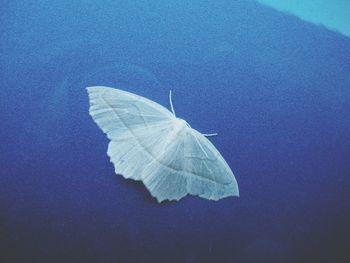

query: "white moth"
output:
87 86 239 202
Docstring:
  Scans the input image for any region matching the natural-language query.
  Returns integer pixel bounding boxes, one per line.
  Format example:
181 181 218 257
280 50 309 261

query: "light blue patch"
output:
258 0 350 37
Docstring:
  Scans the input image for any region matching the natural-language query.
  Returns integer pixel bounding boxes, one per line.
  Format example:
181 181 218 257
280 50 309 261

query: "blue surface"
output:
1 1 349 262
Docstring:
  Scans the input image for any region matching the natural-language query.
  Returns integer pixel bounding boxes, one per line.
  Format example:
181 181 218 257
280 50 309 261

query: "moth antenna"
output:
202 133 218 137
169 90 176 116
